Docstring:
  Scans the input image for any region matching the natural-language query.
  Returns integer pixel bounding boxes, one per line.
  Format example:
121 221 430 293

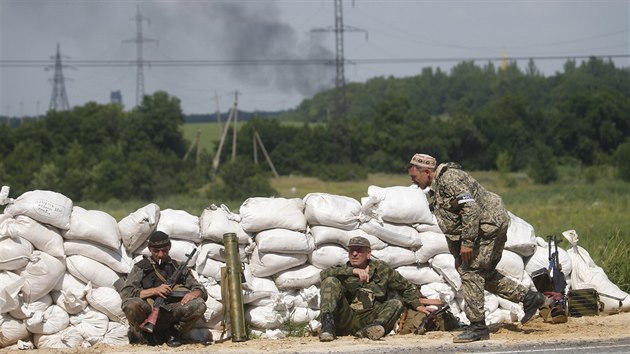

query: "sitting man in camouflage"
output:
120 231 208 347
319 236 436 341
407 153 548 343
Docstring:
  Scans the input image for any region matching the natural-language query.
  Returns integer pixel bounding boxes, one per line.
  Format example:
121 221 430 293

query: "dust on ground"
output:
3 312 629 354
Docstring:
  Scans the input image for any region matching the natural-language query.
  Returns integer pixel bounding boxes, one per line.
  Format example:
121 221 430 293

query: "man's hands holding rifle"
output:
140 284 202 305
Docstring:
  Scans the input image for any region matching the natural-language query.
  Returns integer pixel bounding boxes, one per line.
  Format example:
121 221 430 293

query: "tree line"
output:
1 57 629 202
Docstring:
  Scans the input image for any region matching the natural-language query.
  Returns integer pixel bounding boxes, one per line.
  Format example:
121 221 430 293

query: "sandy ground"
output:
3 311 629 354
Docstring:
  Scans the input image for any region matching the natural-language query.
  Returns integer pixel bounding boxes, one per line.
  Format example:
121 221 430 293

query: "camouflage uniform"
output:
430 162 529 323
319 259 422 336
120 256 208 343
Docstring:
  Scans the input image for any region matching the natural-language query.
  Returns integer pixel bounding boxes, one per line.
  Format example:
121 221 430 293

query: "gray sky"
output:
1 0 628 117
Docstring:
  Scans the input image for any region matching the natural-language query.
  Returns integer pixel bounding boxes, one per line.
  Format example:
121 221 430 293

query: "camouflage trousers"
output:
319 277 404 336
448 223 528 323
122 297 207 335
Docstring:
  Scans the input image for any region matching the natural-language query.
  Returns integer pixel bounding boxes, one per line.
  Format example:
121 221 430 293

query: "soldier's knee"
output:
321 276 341 287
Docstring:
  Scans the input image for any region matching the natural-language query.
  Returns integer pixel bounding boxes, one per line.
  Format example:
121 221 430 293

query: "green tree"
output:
527 141 558 184
614 140 630 182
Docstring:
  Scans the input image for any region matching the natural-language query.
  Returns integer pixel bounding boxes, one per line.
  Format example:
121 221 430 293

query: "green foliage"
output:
310 163 369 182
496 151 516 187
208 157 278 201
527 142 558 184
614 140 630 182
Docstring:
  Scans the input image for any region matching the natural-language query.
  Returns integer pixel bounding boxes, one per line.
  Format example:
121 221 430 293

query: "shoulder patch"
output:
456 193 475 205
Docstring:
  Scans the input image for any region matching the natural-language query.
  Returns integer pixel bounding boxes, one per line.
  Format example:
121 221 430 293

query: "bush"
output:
208 158 278 201
312 163 369 182
527 142 558 184
614 140 630 182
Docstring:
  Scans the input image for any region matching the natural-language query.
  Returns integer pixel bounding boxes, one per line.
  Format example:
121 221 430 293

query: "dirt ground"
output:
3 311 629 354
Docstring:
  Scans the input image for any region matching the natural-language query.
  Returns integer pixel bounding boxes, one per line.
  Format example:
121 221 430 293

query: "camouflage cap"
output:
148 231 171 248
348 236 371 249
409 153 437 169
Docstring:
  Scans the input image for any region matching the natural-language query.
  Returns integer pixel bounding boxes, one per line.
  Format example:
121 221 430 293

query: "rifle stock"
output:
140 248 198 333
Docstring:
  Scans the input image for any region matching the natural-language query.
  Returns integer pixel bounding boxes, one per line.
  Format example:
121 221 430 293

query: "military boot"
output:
521 290 547 324
319 313 336 342
355 323 385 340
452 321 489 343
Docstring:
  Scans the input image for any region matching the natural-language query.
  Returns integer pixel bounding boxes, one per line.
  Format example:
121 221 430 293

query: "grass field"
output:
182 122 243 155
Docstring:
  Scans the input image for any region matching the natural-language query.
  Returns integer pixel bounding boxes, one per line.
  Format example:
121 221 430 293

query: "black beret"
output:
148 231 171 248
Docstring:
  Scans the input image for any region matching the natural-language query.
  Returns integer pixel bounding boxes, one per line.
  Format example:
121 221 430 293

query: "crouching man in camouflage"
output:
407 153 548 343
120 231 208 347
319 236 435 342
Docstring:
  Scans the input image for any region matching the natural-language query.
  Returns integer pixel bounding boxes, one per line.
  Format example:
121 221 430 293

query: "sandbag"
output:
273 263 321 290
32 325 84 349
66 255 120 288
240 197 306 233
414 231 449 263
0 215 65 257
303 193 362 230
256 228 315 254
62 206 121 250
64 239 133 274
0 186 73 230
199 204 250 244
9 293 53 320
249 247 307 278
360 219 423 249
0 234 34 270
197 240 250 264
429 253 462 291
25 305 70 335
396 264 445 286
84 282 126 323
0 313 30 348
309 226 387 250
0 271 26 313
156 208 201 243
371 245 417 268
307 243 348 269
505 212 537 257
118 203 160 253
496 249 525 280
195 255 224 281
361 185 433 225
19 251 66 303
69 306 110 344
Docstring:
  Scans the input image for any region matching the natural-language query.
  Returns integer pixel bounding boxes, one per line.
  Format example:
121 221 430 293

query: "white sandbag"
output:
484 291 500 315
69 306 110 344
0 187 73 230
524 237 572 277
310 226 387 250
396 264 445 285
52 273 89 315
25 305 70 334
199 204 250 244
240 197 306 233
242 263 280 304
138 239 199 267
0 215 64 257
0 234 34 270
414 231 449 263
496 250 525 280
245 303 288 329
249 247 307 278
54 271 88 292
505 212 537 257
18 251 65 303
273 263 321 290
0 271 26 313
486 308 516 325
33 325 84 349
303 193 362 230
84 282 126 323
66 255 120 288
307 243 348 269
195 256 224 281
118 203 160 253
289 307 320 324
360 219 423 249
64 240 133 274
62 206 121 250
156 209 201 243
97 321 130 346
361 185 433 225
0 313 30 348
562 229 629 313
420 282 457 303
371 245 417 268
429 253 462 291
414 214 443 233
256 228 315 254
9 293 52 320
196 240 250 264
202 295 224 322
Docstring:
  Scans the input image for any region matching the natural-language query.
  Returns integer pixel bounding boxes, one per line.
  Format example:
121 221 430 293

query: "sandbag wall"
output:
1 186 629 349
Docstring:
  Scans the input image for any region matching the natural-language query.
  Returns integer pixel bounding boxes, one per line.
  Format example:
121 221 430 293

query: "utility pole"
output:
47 43 71 112
124 5 157 107
231 91 240 162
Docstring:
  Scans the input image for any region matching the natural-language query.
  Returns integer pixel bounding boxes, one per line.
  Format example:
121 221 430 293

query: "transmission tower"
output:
47 43 70 112
124 6 157 107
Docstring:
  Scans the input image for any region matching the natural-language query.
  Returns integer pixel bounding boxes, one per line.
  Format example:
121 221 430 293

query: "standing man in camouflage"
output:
319 236 437 342
407 153 547 343
120 231 208 347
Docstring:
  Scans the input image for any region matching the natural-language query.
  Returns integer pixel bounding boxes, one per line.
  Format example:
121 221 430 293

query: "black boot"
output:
521 290 547 324
166 333 182 347
453 321 489 343
319 313 336 342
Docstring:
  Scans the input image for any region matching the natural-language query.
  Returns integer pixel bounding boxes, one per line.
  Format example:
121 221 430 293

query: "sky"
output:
1 0 628 117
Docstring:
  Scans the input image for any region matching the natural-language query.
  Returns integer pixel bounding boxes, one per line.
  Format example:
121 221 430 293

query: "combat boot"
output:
354 323 385 340
319 313 336 342
452 321 489 343
521 290 547 324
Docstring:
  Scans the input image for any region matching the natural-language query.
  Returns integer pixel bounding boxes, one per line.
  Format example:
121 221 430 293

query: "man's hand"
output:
181 290 201 305
460 245 473 264
352 266 370 282
416 305 431 315
153 284 172 298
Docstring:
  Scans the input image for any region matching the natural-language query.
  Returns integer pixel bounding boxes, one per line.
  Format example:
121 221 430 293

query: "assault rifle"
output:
547 235 568 322
414 304 450 335
140 248 197 333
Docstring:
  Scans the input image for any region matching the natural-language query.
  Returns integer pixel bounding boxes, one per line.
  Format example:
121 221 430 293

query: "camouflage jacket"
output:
320 259 422 310
120 255 208 302
429 162 509 248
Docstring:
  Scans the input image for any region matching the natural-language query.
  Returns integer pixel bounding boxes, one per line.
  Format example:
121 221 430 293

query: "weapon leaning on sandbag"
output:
545 235 569 322
220 233 248 342
140 248 198 333
414 304 450 335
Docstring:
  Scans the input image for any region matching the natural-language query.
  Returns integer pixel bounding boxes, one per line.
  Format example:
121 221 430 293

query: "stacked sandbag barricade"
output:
1 184 629 348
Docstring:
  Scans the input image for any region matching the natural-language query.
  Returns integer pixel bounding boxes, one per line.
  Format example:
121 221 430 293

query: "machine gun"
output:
545 235 568 322
140 248 198 333
414 304 451 335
